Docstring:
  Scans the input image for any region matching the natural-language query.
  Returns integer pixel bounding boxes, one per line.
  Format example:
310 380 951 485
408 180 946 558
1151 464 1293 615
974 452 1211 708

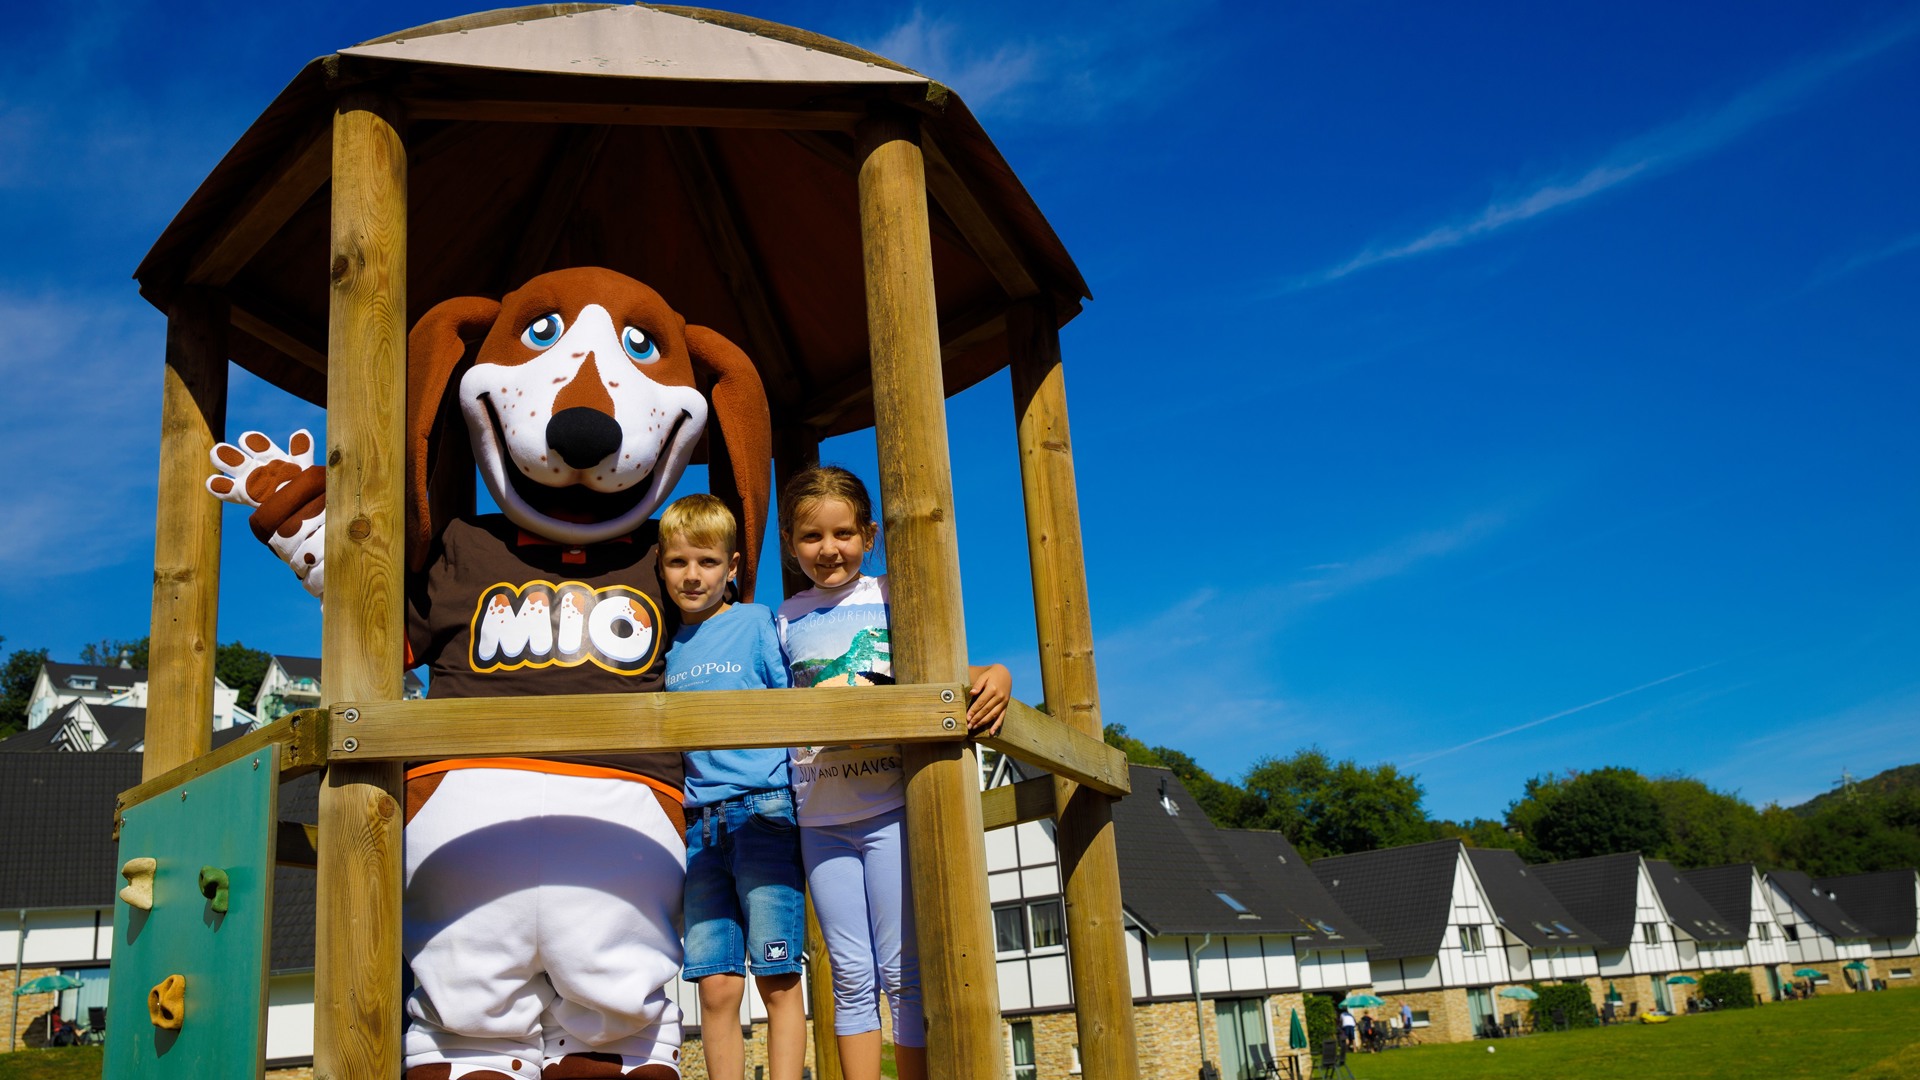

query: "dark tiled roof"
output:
1813 870 1919 939
42 662 147 690
1770 869 1871 939
1682 864 1760 939
92 706 150 752
0 752 142 908
0 752 316 973
0 723 63 752
1465 847 1601 948
273 655 424 694
1645 858 1741 942
1311 839 1464 961
1218 830 1379 950
1530 852 1645 949
1109 766 1293 935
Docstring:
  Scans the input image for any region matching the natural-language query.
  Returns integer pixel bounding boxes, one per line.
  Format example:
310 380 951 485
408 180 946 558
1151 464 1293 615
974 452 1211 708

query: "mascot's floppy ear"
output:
686 324 772 602
406 295 501 572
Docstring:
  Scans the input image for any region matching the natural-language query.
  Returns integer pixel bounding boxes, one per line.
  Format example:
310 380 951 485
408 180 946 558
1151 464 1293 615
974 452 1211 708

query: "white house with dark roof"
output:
1767 869 1875 990
255 655 425 720
1313 839 1511 1042
1464 847 1602 986
1644 858 1751 977
1684 863 1793 998
1532 853 1689 1014
23 660 250 734
1814 869 1920 987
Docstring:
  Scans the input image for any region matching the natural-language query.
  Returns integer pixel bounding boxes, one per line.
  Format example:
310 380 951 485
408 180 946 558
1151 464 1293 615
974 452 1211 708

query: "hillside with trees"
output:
1103 724 1920 877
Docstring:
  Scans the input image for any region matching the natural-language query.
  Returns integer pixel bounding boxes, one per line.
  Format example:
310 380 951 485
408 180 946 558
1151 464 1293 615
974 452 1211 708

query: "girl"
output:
775 465 1009 1080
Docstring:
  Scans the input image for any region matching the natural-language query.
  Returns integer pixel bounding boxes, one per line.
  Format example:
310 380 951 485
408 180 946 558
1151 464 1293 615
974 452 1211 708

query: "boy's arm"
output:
965 663 1011 736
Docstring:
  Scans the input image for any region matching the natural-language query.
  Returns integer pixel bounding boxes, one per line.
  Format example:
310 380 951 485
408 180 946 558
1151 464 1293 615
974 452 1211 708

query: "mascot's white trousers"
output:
403 766 686 1079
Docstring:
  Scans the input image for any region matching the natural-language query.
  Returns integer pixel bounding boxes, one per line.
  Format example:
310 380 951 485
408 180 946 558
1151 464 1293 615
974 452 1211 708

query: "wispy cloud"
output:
871 10 1042 112
1403 665 1714 766
1810 229 1920 287
1284 14 1920 291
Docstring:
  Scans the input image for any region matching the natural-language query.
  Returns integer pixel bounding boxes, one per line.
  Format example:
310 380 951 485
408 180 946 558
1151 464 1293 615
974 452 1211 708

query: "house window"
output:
1891 968 1912 979
1031 899 1066 949
1783 924 1799 942
1641 923 1661 946
1010 1020 1037 1080
994 905 1027 953
1409 1010 1431 1028
1459 925 1485 954
1757 923 1771 942
67 676 97 690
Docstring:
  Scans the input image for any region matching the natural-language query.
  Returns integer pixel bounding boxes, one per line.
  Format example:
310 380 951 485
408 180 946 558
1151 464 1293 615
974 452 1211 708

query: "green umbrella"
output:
1793 968 1823 978
1606 981 1623 1003
1498 986 1539 1000
1666 975 1697 985
1289 1007 1308 1050
10 974 83 996
1844 961 1870 972
1340 993 1387 1008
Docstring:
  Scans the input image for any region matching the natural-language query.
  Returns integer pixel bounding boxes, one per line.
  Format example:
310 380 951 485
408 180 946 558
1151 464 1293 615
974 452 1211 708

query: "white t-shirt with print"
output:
776 573 903 827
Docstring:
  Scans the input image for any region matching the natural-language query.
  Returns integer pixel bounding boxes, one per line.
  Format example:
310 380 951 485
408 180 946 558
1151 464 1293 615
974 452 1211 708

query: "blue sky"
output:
2 1 1916 821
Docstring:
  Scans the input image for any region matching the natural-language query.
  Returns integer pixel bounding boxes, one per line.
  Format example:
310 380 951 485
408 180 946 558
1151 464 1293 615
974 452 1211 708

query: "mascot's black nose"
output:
546 408 623 469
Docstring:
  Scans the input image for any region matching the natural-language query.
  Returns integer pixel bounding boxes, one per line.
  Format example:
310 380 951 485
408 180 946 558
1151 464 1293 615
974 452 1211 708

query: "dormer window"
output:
67 675 97 690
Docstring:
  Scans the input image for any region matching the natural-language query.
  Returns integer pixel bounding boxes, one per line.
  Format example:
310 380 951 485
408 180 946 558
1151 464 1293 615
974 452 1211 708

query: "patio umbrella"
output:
11 974 84 1044
1289 1008 1308 1050
1666 975 1697 985
1606 981 1623 1003
1340 994 1387 1009
1498 986 1540 1000
1793 968 1823 978
1844 962 1870 971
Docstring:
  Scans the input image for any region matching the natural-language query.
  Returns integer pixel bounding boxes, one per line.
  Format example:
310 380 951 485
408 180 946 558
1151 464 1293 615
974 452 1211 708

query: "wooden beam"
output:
978 700 1130 798
115 711 330 826
185 126 332 286
502 124 611 288
406 98 862 131
230 301 327 373
1009 296 1139 1078
325 685 967 761
144 289 229 781
315 90 408 1080
981 776 1057 831
859 109 1005 1080
661 126 807 407
921 134 1039 300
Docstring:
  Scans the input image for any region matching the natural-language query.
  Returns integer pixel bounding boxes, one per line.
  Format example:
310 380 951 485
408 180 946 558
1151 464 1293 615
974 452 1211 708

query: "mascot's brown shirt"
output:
407 514 682 788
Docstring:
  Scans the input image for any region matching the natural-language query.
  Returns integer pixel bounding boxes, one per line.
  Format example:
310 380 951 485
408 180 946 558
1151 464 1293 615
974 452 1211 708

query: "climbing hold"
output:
119 857 157 911
198 866 230 914
148 974 186 1030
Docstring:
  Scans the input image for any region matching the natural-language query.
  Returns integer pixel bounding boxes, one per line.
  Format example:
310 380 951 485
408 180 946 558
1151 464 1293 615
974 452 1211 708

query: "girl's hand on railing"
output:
965 664 1012 737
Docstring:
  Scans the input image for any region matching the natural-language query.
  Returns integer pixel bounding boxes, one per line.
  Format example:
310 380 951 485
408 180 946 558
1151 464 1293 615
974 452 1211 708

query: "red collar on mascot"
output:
406 267 772 599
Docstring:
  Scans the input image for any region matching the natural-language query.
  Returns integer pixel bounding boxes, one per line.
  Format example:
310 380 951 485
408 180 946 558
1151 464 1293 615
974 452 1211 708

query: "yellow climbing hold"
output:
148 973 186 1030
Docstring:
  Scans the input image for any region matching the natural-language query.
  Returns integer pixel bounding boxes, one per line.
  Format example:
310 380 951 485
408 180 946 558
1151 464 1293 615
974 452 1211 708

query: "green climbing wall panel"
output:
107 744 278 1079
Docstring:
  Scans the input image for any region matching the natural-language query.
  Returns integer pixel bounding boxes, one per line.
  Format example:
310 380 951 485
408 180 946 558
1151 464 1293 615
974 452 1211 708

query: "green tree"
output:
214 642 274 707
0 638 49 739
1240 747 1430 859
1647 775 1774 869
1432 817 1525 851
78 636 149 669
1103 723 1165 767
1510 767 1668 862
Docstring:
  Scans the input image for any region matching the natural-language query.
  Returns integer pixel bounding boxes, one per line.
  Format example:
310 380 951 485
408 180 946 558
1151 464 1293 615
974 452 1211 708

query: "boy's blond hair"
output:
660 493 738 553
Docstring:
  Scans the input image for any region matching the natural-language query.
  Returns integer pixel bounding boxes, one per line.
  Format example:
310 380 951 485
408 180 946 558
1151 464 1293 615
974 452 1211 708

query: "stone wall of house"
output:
1 966 60 1050
1872 956 1919 989
1024 1008 1084 1078
1381 987 1471 1045
1610 973 1663 1017
1266 991 1310 1078
1135 998 1215 1079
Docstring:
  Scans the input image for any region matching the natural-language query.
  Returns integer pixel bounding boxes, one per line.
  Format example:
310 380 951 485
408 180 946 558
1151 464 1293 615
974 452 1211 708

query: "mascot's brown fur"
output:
208 267 772 1079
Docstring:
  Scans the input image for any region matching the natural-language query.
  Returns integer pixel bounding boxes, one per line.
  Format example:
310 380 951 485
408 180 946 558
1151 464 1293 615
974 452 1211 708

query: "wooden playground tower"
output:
124 6 1138 1078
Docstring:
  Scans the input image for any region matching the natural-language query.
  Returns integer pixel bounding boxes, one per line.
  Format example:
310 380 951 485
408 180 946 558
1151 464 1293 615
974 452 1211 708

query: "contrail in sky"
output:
1404 664 1714 766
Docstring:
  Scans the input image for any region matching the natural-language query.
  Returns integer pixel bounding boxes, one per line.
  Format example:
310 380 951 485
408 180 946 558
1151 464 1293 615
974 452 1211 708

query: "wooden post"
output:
314 90 408 1080
802 895 842 1080
1009 297 1140 1080
858 110 1005 1080
145 289 229 781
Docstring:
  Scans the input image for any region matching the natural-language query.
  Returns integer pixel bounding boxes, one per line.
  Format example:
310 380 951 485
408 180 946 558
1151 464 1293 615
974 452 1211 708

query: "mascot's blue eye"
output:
522 313 565 349
622 326 658 363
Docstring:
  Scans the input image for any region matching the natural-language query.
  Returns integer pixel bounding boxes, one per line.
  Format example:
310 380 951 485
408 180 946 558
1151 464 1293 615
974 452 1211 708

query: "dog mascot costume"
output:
208 267 772 1080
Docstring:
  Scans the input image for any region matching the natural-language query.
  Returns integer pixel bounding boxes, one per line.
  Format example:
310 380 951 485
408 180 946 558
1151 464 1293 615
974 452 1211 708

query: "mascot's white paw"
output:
206 429 315 507
206 429 327 601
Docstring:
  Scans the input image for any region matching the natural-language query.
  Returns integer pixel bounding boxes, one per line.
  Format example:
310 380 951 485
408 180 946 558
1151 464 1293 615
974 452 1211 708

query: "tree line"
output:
1103 724 1920 878
0 634 275 739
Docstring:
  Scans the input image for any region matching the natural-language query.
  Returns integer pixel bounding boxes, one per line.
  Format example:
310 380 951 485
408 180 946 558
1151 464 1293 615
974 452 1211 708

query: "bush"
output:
1305 994 1337 1050
1526 981 1597 1031
1699 969 1756 1009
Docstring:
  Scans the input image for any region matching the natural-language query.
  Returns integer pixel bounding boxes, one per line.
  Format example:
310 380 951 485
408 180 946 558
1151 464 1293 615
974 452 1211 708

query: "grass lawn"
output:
1346 991 1919 1080
0 1047 100 1080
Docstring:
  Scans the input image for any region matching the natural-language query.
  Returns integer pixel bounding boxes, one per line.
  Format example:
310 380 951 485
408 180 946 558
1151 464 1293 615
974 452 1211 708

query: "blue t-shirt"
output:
666 603 792 808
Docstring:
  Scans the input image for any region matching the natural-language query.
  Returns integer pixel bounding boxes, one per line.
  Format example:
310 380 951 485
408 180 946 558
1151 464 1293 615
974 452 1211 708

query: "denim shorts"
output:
682 788 807 979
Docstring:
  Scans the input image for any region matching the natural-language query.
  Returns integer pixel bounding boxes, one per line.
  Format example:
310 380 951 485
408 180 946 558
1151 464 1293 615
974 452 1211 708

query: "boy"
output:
658 494 805 1080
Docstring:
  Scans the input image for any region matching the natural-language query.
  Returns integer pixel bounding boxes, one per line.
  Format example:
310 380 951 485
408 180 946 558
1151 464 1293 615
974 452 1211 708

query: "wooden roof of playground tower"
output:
133 3 1089 436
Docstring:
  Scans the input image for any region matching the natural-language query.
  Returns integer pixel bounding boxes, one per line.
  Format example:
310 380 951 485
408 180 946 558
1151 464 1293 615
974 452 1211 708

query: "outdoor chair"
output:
1503 1014 1521 1038
1247 1043 1281 1079
1628 1001 1639 1019
1551 1006 1569 1032
1315 1038 1356 1080
84 1006 106 1045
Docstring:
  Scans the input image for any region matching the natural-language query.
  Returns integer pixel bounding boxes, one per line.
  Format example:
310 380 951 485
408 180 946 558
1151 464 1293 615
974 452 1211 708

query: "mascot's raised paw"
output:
206 429 327 599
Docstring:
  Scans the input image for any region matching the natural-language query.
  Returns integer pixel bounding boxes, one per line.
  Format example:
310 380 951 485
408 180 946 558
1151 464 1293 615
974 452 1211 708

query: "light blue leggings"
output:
800 804 925 1045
